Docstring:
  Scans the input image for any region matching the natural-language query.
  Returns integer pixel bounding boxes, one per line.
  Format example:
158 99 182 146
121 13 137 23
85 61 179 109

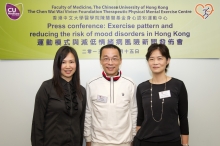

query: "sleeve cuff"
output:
85 135 92 142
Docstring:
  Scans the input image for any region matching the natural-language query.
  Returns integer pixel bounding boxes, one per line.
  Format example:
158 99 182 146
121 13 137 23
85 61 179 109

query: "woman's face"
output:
148 49 170 74
61 52 76 82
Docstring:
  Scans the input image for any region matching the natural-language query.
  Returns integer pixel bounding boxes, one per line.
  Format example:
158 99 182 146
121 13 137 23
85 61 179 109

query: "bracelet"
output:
182 144 189 146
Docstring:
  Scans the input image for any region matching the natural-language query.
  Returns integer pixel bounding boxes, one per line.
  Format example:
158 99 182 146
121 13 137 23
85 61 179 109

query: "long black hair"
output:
52 46 82 99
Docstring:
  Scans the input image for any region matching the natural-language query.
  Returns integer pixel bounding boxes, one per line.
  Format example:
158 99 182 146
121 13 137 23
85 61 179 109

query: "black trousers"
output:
140 140 181 146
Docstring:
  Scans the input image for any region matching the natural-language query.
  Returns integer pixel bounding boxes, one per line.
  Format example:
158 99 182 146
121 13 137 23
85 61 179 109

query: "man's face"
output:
100 48 122 76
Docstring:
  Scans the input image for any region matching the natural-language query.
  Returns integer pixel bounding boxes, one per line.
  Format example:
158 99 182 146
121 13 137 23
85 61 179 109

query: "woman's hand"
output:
136 126 141 132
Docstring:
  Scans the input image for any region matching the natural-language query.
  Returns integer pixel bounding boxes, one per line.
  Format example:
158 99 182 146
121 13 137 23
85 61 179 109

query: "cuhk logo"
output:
5 3 23 20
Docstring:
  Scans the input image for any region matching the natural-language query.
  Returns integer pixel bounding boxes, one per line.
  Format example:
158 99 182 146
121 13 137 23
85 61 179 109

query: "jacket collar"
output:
102 71 121 81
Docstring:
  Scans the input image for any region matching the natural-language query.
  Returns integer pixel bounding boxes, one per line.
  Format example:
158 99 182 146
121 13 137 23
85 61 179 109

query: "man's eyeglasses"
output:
101 57 120 63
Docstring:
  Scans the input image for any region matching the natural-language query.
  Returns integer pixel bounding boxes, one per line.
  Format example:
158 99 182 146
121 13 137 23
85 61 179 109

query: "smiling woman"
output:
134 43 189 146
60 52 76 82
31 46 87 146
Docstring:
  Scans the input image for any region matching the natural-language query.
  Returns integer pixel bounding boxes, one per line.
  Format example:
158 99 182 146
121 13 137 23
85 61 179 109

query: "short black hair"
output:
146 43 171 72
100 44 122 59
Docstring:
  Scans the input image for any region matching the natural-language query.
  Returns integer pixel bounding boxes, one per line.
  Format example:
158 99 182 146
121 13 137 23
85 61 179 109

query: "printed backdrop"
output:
0 0 219 59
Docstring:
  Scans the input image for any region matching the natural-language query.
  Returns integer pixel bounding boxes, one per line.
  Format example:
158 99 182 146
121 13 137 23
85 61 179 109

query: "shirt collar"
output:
60 77 73 86
102 71 121 81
